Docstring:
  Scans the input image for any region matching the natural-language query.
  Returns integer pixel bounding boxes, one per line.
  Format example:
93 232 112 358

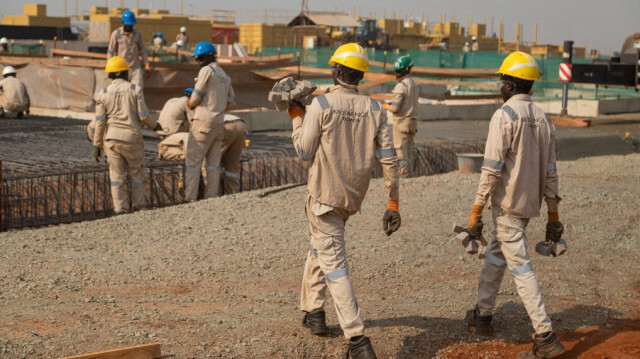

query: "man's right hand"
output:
287 102 305 120
546 211 564 242
382 200 401 236
92 146 102 162
468 204 484 239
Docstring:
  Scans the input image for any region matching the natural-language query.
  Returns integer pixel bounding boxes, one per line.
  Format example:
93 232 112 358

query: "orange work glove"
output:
383 199 401 236
187 100 195 110
382 102 389 110
287 104 305 120
546 211 564 242
468 204 484 239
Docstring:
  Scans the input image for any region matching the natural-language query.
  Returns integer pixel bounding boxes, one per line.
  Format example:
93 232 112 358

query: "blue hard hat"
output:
157 32 164 38
122 10 136 25
183 87 193 97
192 41 217 57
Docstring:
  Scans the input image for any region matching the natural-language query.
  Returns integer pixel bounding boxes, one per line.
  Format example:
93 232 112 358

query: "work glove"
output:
468 204 484 239
144 64 151 79
187 100 195 110
545 211 564 243
382 102 389 110
382 199 401 236
153 122 163 132
92 146 102 162
286 101 305 120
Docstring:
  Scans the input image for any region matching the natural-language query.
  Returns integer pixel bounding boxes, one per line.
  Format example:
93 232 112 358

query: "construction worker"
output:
472 36 480 52
288 43 400 359
107 10 150 88
0 37 9 53
384 56 419 178
462 42 471 52
0 66 30 119
220 114 247 194
464 51 566 359
184 41 235 202
152 32 166 50
92 56 159 214
156 87 193 161
176 26 189 48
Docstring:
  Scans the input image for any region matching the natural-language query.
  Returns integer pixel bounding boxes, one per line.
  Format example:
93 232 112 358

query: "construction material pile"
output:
268 76 317 111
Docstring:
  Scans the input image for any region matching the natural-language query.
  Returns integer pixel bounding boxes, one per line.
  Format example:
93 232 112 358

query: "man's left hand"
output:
144 64 151 78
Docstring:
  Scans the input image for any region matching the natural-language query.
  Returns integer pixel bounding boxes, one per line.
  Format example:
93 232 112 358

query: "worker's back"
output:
96 79 148 143
0 76 29 111
157 96 191 136
391 75 419 121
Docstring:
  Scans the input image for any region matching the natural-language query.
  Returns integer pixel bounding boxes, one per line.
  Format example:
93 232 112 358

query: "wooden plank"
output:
51 48 108 59
549 115 591 128
58 343 161 359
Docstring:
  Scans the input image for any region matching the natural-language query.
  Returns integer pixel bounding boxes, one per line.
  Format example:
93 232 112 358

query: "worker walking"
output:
220 114 247 194
288 43 400 359
92 56 158 214
464 52 566 359
184 42 235 202
176 27 189 48
384 56 419 178
107 10 150 88
0 66 30 118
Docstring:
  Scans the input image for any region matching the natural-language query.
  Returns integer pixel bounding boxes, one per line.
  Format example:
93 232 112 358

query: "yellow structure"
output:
240 23 333 54
2 4 70 27
88 7 228 46
531 44 586 58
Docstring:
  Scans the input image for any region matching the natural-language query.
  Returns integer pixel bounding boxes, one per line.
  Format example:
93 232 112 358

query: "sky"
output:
1 0 638 54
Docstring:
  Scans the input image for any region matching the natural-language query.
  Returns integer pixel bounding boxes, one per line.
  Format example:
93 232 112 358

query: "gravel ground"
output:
1 152 639 359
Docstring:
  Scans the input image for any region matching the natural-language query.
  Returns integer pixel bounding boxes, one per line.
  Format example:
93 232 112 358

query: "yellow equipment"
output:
497 51 540 81
328 43 370 73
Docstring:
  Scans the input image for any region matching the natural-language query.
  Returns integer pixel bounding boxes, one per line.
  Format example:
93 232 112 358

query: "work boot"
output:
518 331 566 359
465 306 493 336
16 112 23 119
345 336 377 359
301 309 328 336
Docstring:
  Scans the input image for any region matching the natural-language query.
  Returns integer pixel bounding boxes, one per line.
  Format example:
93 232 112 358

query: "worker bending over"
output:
107 10 150 88
0 66 30 118
92 56 158 214
220 114 247 194
465 51 566 359
288 43 400 359
384 56 419 177
184 42 235 201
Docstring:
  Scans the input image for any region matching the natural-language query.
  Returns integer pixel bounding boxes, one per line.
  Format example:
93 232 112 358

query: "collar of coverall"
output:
328 84 359 94
504 93 531 104
396 73 411 82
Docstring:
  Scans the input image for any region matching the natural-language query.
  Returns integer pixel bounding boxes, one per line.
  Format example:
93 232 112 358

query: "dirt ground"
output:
1 118 639 359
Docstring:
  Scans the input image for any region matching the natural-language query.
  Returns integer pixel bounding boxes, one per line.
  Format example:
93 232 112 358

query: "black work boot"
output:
16 112 23 119
345 336 377 359
465 306 493 336
518 331 566 358
301 309 328 336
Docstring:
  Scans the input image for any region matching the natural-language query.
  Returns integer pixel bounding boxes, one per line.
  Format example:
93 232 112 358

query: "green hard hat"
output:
394 56 414 72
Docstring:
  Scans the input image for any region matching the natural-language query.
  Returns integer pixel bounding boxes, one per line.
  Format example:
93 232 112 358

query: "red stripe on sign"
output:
559 63 572 81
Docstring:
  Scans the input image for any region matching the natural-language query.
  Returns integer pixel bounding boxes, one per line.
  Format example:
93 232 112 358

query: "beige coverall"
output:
176 33 189 47
107 27 148 88
93 79 155 214
220 115 247 194
293 85 399 339
0 76 30 115
184 63 235 201
474 94 560 335
387 74 419 177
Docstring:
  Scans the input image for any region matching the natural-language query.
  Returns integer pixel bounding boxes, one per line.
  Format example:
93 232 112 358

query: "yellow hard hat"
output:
328 43 369 73
497 51 540 81
105 56 130 73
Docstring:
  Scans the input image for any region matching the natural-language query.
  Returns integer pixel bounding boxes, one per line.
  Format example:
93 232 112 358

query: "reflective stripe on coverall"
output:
0 76 30 114
107 27 148 88
184 63 235 201
387 75 419 177
93 79 155 213
293 85 399 339
474 93 560 334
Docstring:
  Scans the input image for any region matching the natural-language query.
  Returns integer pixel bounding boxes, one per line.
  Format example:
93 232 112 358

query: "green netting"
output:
7 43 46 56
259 46 640 100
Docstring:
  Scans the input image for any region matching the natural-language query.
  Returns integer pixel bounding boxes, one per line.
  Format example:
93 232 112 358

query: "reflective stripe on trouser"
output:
392 118 417 178
129 67 143 88
221 120 246 194
184 123 224 201
300 194 364 339
104 139 147 213
477 206 553 334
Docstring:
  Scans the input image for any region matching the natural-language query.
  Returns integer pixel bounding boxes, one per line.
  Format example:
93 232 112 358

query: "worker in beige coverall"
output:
0 66 30 118
383 56 419 177
219 114 247 194
107 10 150 88
184 42 235 201
464 52 566 359
287 43 400 359
92 56 158 214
